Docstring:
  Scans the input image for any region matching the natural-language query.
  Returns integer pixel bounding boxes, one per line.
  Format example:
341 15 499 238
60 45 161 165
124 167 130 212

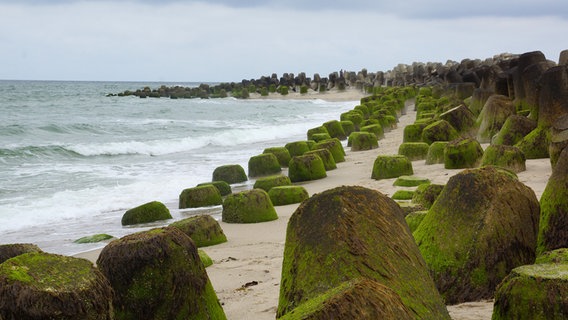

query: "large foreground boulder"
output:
277 186 450 319
121 201 172 226
222 189 278 223
278 278 414 320
97 227 226 320
169 215 227 247
536 147 568 255
0 252 113 319
413 166 540 304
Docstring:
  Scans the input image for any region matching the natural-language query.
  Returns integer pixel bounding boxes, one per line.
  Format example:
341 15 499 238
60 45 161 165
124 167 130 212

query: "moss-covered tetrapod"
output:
212 164 248 184
222 189 278 223
253 174 292 192
413 166 540 304
121 201 172 226
443 137 484 169
268 186 309 206
348 131 378 151
425 141 449 165
371 155 413 180
421 120 459 145
197 180 232 196
169 215 227 247
305 148 336 171
313 138 345 163
277 186 450 319
480 144 526 173
288 154 327 183
179 185 223 209
398 142 430 161
97 227 226 320
248 153 282 178
263 147 292 168
0 252 113 319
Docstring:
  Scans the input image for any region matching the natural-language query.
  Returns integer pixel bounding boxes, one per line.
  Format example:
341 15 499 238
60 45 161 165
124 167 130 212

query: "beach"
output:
74 89 552 320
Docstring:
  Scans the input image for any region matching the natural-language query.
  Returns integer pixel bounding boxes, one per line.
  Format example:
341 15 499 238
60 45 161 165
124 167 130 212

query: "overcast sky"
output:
1 0 566 82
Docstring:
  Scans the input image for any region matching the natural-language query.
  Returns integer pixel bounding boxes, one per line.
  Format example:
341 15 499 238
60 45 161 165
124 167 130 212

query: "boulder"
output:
439 104 477 135
371 155 413 180
179 185 222 209
515 126 551 159
536 147 568 255
253 174 292 192
412 183 445 209
278 278 414 320
285 141 311 157
492 115 537 146
305 148 336 171
322 120 347 140
277 186 450 319
222 189 278 223
476 95 516 143
74 234 114 244
480 144 526 173
398 142 430 161
248 153 282 177
212 164 248 184
492 262 568 319
197 180 232 196
425 141 449 165
121 201 172 226
537 65 568 128
0 243 42 264
348 131 378 151
413 166 540 304
313 138 345 163
0 252 113 319
263 147 292 168
422 120 459 145
169 215 227 247
97 227 226 319
444 137 484 169
268 186 309 206
288 154 327 183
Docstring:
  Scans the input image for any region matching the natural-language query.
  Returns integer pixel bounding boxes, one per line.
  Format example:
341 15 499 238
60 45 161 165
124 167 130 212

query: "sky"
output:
0 0 567 82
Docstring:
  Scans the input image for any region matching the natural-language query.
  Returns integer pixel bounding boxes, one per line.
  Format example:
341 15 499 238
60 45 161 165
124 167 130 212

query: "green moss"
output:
0 243 42 264
515 126 552 159
425 141 449 165
403 123 427 143
121 201 172 226
398 142 430 161
313 138 345 163
392 190 415 200
263 146 292 168
310 132 332 142
307 126 329 141
322 120 347 140
339 120 355 136
253 174 292 192
371 155 414 180
421 120 459 145
74 234 114 244
492 115 537 146
481 145 526 173
248 153 282 177
197 180 232 196
169 215 227 247
222 189 278 223
198 250 213 268
405 211 428 233
361 123 385 140
348 131 378 151
212 164 248 184
179 185 223 209
340 111 363 129
305 148 337 171
268 186 309 206
288 154 327 183
285 141 310 157
412 183 444 209
444 137 484 169
536 248 568 264
393 175 430 187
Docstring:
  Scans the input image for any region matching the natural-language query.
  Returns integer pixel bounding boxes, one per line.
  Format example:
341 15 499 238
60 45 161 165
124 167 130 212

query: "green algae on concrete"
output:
198 250 213 268
305 148 336 171
169 215 227 247
263 146 292 168
348 131 378 151
443 137 484 169
179 185 223 209
306 126 329 141
121 201 172 226
405 210 428 233
371 155 413 180
0 252 113 319
403 123 427 143
322 120 347 140
398 142 430 161
393 175 430 187
277 186 450 319
253 174 292 192
97 227 226 320
222 189 278 223
413 166 540 304
425 141 449 165
392 190 415 200
285 141 311 157
515 126 552 159
492 115 537 146
212 164 248 184
313 138 345 163
536 248 568 265
412 183 445 210
248 153 282 177
339 120 355 136
421 120 459 145
278 278 414 320
480 144 526 173
74 234 115 244
197 181 232 196
288 154 327 183
268 186 309 206
361 123 385 140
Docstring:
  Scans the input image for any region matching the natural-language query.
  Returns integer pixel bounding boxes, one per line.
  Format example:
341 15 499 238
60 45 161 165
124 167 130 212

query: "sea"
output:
0 80 355 255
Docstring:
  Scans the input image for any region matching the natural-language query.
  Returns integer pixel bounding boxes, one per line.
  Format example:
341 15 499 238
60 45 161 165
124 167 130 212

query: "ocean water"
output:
0 80 354 255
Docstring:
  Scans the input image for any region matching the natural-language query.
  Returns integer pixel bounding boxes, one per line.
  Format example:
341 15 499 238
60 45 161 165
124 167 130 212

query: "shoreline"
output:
74 94 552 320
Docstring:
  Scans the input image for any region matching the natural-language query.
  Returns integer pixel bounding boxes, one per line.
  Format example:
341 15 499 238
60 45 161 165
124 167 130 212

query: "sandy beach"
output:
74 90 552 320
